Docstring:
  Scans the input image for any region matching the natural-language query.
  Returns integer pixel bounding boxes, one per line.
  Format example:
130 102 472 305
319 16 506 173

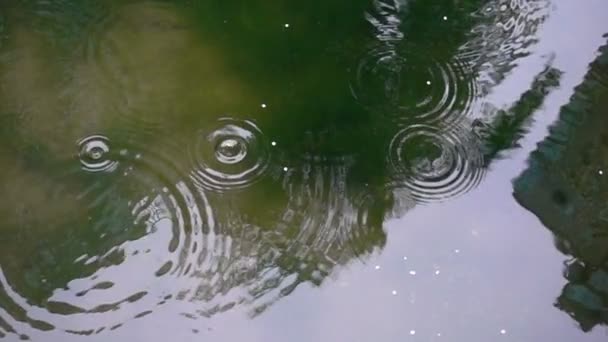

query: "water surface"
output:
0 0 608 341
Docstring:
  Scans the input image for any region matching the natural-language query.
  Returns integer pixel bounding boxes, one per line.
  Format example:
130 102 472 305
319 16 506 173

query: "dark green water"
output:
0 1 607 341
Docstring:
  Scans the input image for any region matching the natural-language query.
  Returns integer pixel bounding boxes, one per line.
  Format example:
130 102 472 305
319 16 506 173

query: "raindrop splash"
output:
350 44 479 124
191 118 271 192
77 135 118 173
387 124 485 203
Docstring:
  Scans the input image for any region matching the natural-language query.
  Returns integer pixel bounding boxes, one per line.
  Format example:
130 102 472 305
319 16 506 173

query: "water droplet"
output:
191 118 271 192
90 148 103 160
284 23 290 28
77 135 118 173
261 103 267 108
599 170 603 175
443 16 448 21
216 138 247 164
271 141 277 146
388 124 485 203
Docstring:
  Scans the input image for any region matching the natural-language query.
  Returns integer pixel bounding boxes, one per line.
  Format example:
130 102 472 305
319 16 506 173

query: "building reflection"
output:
513 40 608 332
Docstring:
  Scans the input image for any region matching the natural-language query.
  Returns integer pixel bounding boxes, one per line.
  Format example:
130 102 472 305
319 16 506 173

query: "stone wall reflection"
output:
513 40 608 332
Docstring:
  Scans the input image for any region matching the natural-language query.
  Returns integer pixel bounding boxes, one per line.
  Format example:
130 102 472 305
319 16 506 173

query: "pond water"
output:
1 1 608 341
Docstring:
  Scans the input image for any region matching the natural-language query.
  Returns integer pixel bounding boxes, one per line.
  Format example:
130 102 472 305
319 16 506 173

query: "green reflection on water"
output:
0 0 575 339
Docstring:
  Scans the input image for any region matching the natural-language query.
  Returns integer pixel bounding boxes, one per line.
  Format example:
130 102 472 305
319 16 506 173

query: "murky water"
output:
0 1 607 341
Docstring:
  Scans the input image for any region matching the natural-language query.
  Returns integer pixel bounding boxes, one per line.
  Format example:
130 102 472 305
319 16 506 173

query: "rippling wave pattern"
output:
458 0 551 91
279 158 386 257
387 124 485 203
349 0 480 124
0 0 567 339
0 120 390 338
190 118 272 192
0 130 217 337
77 135 118 173
351 44 479 123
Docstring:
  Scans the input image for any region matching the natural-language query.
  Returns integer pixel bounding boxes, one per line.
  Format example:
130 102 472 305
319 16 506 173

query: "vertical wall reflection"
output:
514 38 608 332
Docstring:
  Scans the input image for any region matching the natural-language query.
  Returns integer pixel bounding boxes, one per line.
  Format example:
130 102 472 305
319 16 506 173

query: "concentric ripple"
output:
387 124 485 203
0 131 221 338
190 118 271 192
350 44 479 123
233 159 387 315
77 135 118 172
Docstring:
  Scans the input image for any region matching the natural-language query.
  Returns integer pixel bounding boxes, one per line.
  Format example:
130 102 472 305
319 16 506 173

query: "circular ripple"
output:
350 44 478 123
1 130 395 338
190 118 271 192
387 124 485 203
0 132 220 338
233 160 388 315
77 135 119 172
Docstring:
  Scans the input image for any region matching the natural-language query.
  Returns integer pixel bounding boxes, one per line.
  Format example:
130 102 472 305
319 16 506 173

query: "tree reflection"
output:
514 40 608 332
0 0 561 338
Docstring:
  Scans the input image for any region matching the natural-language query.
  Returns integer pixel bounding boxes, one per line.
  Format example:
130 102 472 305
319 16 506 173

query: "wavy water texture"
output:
349 0 482 124
352 44 480 124
458 0 551 92
190 118 273 192
387 123 485 203
0 130 389 338
77 135 119 173
0 130 215 337
0 0 576 340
